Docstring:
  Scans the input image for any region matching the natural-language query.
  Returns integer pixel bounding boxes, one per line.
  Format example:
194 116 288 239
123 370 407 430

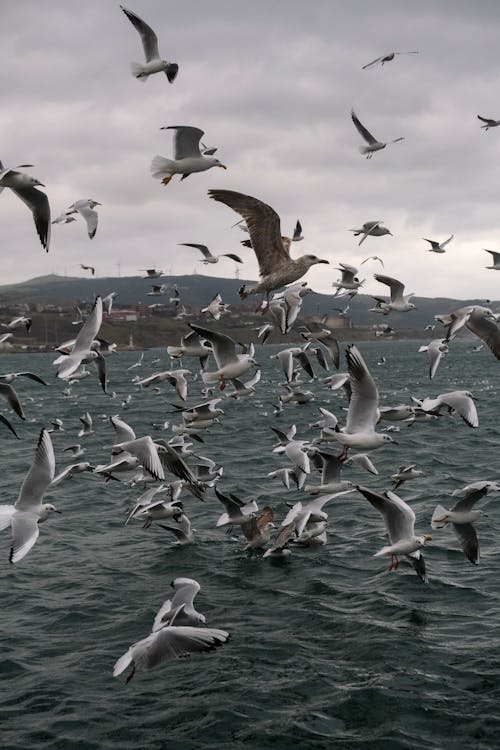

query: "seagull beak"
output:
318 259 329 264
54 509 63 514
217 164 227 170
425 535 432 541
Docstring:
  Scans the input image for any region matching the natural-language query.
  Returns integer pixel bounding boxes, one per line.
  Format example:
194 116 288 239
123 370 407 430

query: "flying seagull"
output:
208 189 328 300
80 264 95 276
350 221 392 245
351 109 404 158
179 243 242 264
151 126 226 186
67 199 101 239
120 5 178 83
362 51 419 70
483 249 500 269
422 234 454 253
356 485 432 582
0 162 51 251
477 115 500 131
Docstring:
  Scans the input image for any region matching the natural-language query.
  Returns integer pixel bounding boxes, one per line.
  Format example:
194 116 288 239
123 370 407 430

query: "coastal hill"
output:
0 273 495 331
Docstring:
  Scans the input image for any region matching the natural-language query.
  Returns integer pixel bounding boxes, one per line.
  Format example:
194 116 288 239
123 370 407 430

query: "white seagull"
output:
0 430 60 563
362 51 419 70
120 5 178 83
422 234 454 253
350 221 392 246
356 485 432 581
179 243 242 264
351 109 404 158
334 345 395 457
152 126 226 186
113 603 229 683
66 199 101 239
0 161 51 251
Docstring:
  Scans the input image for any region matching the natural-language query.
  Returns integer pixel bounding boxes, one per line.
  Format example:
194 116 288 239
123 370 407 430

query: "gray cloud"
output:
2 0 500 300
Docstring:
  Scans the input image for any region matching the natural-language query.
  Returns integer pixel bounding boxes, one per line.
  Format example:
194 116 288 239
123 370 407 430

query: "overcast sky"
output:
2 0 500 300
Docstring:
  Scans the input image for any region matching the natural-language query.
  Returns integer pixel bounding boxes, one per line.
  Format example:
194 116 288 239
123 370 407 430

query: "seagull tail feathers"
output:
151 155 176 179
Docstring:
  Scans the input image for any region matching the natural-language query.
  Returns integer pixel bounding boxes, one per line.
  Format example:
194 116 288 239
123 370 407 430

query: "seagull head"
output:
210 158 227 170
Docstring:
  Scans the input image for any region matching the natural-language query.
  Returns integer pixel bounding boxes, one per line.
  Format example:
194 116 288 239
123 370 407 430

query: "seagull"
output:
422 235 454 253
80 264 95 275
351 109 404 158
141 268 163 279
78 412 93 437
120 5 178 83
333 345 395 457
350 221 392 246
127 352 144 370
152 126 226 186
391 465 424 491
0 371 47 386
136 369 191 401
419 391 478 428
208 190 328 300
332 262 364 295
0 430 60 563
356 485 431 581
477 115 500 131
2 316 32 334
111 436 165 481
201 292 230 321
124 486 182 527
167 331 210 367
189 323 258 390
150 578 206 628
159 513 194 545
51 461 94 486
241 506 275 550
372 274 416 313
418 339 448 379
179 243 242 264
55 296 103 381
431 483 499 564
0 161 51 251
361 255 384 267
66 199 101 239
362 51 419 70
113 602 229 683
63 444 86 459
483 249 500 269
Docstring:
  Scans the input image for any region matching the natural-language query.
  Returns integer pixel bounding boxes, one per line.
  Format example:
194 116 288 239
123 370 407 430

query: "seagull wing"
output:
180 243 213 260
167 126 204 159
15 430 55 511
121 5 160 61
362 55 384 69
345 345 379 433
10 514 40 563
351 109 378 144
357 486 415 544
10 185 51 252
465 310 500 360
221 253 243 263
374 274 405 303
189 323 237 368
451 523 479 564
208 190 289 277
75 204 98 239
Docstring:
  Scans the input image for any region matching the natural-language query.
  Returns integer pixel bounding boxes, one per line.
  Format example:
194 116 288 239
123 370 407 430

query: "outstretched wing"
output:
208 190 289 277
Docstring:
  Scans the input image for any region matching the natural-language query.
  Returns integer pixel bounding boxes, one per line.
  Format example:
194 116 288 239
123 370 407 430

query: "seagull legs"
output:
388 555 399 571
161 176 172 186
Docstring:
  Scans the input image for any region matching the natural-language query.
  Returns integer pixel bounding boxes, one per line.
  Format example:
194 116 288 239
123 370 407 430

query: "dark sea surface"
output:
1 339 500 750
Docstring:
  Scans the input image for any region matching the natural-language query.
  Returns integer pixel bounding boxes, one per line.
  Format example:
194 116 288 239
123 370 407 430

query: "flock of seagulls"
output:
3 5 500 687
